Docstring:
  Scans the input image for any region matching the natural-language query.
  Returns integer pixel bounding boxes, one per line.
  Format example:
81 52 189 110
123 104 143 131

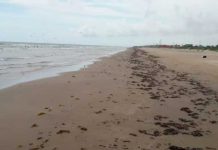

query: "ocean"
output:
0 42 125 89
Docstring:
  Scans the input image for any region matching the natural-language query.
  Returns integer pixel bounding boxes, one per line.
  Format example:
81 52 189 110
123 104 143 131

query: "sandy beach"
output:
0 47 218 150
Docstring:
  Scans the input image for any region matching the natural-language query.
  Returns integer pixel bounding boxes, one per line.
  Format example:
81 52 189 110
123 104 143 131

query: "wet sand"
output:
0 48 218 150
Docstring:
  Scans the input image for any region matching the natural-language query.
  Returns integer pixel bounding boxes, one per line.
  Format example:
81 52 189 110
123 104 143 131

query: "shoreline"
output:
0 48 218 150
0 47 126 90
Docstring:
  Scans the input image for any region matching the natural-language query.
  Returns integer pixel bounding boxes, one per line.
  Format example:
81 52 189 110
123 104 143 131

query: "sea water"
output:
0 42 125 89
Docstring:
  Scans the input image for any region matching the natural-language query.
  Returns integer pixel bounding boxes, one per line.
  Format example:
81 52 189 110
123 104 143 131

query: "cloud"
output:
72 0 218 37
7 0 147 18
1 0 218 45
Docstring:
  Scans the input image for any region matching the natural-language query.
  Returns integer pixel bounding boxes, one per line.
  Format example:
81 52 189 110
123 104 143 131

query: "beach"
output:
0 47 218 150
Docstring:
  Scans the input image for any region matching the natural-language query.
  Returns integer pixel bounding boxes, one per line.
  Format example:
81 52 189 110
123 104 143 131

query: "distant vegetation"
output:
137 44 218 52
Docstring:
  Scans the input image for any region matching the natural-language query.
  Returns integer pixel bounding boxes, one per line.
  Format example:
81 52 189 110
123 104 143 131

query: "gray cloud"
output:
2 0 218 45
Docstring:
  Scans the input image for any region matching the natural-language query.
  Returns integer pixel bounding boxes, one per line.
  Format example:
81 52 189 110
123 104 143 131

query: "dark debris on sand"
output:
128 48 218 148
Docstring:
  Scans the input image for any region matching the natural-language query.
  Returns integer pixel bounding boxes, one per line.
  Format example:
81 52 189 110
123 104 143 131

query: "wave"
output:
0 42 126 89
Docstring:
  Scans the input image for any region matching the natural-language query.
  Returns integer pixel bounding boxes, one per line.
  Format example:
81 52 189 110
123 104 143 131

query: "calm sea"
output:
0 42 125 89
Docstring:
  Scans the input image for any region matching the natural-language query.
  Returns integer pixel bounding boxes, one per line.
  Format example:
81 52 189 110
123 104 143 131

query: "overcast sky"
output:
0 0 218 46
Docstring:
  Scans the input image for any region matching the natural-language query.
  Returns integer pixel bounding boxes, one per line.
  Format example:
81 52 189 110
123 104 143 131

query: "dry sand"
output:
0 48 218 150
143 48 218 90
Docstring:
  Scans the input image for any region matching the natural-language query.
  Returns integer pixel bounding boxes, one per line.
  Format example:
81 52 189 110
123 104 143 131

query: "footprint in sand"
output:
44 107 52 112
17 145 23 148
112 100 118 103
129 133 137 137
78 126 88 131
56 130 70 134
95 109 107 114
31 123 38 128
37 137 43 140
37 112 46 116
95 110 102 114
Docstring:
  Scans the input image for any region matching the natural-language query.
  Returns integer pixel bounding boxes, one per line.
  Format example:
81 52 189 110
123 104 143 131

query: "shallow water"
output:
0 42 125 89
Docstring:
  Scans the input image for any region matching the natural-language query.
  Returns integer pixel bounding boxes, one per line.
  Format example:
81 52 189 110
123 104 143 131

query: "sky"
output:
0 0 218 46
